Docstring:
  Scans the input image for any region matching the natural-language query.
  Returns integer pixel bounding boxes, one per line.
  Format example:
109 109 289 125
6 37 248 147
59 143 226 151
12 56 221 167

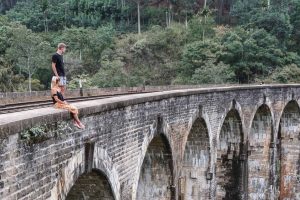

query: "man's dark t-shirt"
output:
52 53 65 76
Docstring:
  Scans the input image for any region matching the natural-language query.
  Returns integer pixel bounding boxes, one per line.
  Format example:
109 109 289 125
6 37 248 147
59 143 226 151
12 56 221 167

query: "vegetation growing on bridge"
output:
20 121 70 144
0 0 300 92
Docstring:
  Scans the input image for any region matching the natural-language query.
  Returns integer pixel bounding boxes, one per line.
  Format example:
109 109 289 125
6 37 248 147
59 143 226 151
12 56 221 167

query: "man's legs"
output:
59 76 67 95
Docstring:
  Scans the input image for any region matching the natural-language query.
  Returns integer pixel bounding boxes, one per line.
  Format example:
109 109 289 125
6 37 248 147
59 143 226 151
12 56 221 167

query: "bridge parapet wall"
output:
0 84 299 200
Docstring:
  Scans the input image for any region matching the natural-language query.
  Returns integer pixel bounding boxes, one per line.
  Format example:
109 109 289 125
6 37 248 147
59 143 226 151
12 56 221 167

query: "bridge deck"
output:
0 84 299 137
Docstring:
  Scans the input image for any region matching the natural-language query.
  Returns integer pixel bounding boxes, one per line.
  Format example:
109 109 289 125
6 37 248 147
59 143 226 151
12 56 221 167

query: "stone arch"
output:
185 105 212 148
277 100 300 199
216 100 246 143
181 116 211 199
136 130 175 200
50 146 120 200
132 116 177 200
93 145 121 200
50 149 85 200
216 108 246 199
248 104 274 199
247 97 276 139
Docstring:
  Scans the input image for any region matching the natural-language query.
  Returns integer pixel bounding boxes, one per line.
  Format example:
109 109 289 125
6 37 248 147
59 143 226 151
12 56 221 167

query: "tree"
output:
187 14 215 42
0 16 23 92
247 10 292 45
220 28 285 83
41 0 49 32
289 0 300 54
91 58 127 87
179 39 221 80
0 57 17 92
60 27 89 61
128 0 148 34
0 17 12 54
191 59 234 84
176 0 196 28
83 26 115 73
0 0 18 13
6 25 51 92
270 64 300 83
126 24 186 85
231 0 267 25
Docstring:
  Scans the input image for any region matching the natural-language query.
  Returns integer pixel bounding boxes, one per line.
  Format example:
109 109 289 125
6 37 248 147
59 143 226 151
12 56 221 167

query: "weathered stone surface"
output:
217 109 244 200
277 101 300 200
182 118 210 200
248 105 273 200
0 84 300 200
137 134 174 200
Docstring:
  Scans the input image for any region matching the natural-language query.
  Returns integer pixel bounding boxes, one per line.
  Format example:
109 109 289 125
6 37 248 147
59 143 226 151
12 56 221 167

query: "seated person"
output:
51 77 85 129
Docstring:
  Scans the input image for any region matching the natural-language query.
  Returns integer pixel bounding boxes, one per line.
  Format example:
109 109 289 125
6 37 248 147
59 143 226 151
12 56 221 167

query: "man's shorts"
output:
59 76 67 86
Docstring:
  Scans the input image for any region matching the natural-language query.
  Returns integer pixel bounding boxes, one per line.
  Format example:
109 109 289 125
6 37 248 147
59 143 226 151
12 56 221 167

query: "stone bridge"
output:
0 85 300 200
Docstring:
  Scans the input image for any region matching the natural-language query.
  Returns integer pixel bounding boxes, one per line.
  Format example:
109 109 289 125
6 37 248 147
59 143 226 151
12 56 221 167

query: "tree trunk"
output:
168 4 171 26
203 15 207 41
44 18 46 32
218 0 224 24
64 6 67 29
166 11 168 27
203 0 207 41
44 13 48 33
185 12 188 29
27 57 31 93
137 1 141 35
202 22 205 41
29 73 32 93
46 17 48 32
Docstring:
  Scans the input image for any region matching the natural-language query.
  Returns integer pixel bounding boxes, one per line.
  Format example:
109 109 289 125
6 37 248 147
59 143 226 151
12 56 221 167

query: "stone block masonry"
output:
0 84 300 200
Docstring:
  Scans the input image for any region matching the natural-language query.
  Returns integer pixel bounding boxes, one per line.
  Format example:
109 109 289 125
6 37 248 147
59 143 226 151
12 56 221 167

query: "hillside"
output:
0 0 299 92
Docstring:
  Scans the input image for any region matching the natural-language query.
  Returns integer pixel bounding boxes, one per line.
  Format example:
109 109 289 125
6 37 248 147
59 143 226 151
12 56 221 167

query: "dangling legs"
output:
72 113 85 129
55 102 85 129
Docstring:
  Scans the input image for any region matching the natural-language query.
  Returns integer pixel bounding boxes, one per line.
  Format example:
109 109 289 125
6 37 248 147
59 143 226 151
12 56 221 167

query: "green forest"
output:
0 0 299 92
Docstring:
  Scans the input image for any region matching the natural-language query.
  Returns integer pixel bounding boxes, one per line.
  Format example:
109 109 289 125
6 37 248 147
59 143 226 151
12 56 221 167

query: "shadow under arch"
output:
181 117 211 199
136 127 175 200
216 108 246 199
66 169 115 200
276 100 300 199
248 104 274 199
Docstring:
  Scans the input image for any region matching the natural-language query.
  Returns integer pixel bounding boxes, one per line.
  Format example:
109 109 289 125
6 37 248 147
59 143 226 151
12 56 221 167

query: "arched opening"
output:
277 101 300 199
137 134 174 200
248 104 273 199
66 169 115 200
181 117 210 199
217 109 245 199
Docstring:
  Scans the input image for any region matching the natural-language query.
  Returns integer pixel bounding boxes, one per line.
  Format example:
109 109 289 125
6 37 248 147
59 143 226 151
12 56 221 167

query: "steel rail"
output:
0 91 156 114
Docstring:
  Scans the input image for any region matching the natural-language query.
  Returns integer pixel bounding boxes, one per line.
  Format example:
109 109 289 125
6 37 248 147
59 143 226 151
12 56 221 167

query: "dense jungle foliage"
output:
0 0 299 92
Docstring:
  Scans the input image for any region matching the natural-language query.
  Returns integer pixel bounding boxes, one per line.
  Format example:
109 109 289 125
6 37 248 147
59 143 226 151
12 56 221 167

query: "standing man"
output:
52 43 67 95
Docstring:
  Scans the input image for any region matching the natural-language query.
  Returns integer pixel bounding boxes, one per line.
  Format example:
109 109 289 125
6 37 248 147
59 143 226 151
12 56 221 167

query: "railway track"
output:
0 91 154 114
